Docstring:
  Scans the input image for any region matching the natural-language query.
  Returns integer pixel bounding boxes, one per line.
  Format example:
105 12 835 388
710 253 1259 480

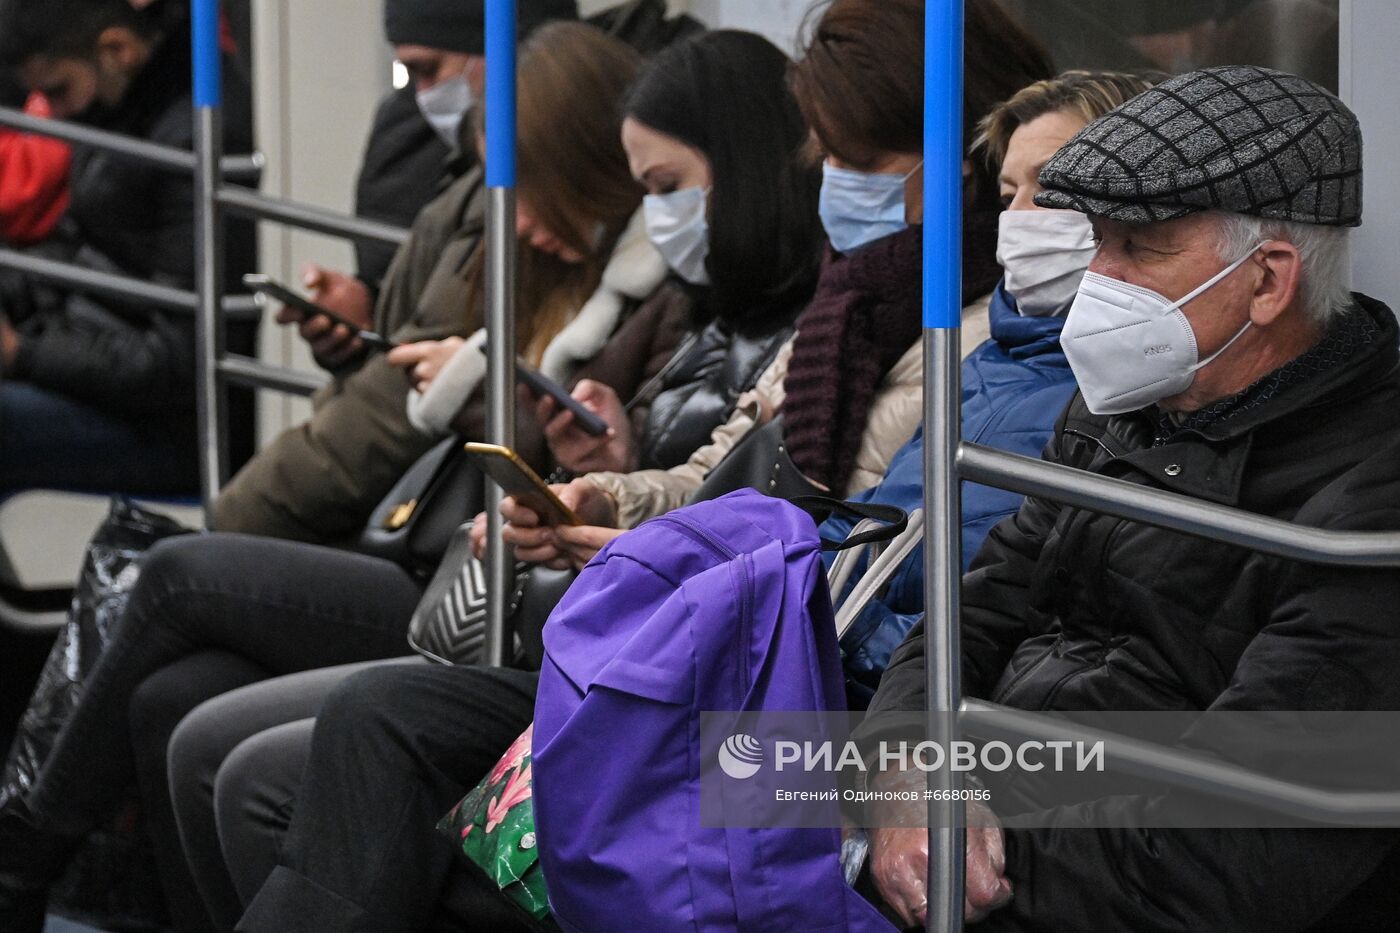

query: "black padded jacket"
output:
859 294 1400 932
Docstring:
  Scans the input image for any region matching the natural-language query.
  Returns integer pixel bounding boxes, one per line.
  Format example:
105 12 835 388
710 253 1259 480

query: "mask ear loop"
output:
1177 242 1267 374
1167 241 1267 314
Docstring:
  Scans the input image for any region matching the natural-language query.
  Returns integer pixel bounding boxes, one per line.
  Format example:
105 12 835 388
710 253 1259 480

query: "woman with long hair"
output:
0 21 660 933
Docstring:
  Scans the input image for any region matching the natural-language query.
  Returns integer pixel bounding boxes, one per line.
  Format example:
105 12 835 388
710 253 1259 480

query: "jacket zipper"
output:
1062 427 1119 459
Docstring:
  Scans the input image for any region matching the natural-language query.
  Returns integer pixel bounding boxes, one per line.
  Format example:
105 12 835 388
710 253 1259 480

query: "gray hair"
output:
1214 212 1353 325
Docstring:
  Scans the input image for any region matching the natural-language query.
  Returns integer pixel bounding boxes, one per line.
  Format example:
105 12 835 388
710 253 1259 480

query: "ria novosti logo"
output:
717 734 764 779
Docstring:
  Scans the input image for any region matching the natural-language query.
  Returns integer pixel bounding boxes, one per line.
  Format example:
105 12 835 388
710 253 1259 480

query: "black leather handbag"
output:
356 436 485 577
686 415 825 504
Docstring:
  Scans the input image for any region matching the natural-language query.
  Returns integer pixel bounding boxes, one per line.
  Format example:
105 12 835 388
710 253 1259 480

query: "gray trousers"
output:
168 658 549 933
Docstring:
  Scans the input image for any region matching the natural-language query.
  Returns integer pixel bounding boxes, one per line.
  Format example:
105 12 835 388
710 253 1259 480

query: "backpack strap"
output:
827 518 885 598
791 496 908 552
834 508 925 638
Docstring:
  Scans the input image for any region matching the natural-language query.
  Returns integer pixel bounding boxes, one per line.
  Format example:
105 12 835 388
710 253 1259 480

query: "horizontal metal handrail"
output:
957 443 1400 567
218 185 411 247
960 699 1400 824
218 354 328 396
0 247 260 320
0 106 262 178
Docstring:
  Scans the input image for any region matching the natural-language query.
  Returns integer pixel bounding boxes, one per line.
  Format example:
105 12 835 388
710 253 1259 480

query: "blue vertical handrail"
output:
922 1 966 932
482 0 519 668
191 0 221 109
485 0 518 187
923 0 963 330
191 0 227 509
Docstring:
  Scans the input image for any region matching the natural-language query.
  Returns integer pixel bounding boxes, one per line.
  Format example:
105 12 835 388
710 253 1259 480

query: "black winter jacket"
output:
5 37 256 426
861 295 1400 931
636 307 794 471
352 87 463 291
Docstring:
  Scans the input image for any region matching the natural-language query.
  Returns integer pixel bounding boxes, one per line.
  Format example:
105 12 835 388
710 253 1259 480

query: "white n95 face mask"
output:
1061 243 1264 415
643 186 710 285
416 74 473 148
996 209 1097 317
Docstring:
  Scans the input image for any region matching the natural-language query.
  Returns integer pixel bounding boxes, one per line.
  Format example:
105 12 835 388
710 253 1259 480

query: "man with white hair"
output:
859 66 1400 931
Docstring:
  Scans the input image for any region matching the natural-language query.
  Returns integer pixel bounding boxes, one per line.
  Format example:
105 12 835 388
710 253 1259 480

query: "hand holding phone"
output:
538 379 636 475
476 345 609 437
245 273 397 352
464 443 582 526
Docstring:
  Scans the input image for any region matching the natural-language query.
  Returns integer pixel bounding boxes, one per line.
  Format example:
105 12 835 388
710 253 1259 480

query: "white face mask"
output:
416 74 473 148
996 210 1097 317
1061 242 1265 415
643 186 710 285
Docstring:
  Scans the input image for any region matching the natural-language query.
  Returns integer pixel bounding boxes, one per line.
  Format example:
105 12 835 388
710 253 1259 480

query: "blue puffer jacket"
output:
822 282 1078 707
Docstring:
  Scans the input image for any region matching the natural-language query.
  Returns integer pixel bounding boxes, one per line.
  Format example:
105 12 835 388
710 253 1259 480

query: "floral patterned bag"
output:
438 724 549 918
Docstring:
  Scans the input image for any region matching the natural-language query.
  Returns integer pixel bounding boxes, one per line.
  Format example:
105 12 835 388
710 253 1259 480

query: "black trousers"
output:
169 659 421 930
19 532 422 933
229 663 545 933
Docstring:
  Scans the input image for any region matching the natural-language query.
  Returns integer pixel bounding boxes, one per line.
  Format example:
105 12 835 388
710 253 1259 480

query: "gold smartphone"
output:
463 443 583 526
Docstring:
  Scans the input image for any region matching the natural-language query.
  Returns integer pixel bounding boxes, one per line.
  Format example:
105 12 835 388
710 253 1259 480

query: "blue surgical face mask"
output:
818 160 921 255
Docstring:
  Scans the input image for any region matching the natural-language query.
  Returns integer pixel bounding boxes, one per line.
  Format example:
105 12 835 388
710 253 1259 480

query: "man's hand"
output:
539 379 636 475
0 312 19 370
387 338 465 394
470 479 620 569
868 775 1011 927
276 265 373 369
964 801 1012 923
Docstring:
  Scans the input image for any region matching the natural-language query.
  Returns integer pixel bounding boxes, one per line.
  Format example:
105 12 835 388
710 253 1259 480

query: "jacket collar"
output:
988 281 1067 361
1080 295 1400 505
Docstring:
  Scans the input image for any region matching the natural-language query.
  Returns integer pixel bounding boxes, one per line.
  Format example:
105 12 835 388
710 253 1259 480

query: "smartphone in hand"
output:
464 443 583 526
475 345 609 437
244 273 398 352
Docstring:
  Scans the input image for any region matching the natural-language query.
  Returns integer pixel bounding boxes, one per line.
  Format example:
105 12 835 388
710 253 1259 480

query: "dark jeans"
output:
0 382 198 494
20 533 422 932
168 659 421 931
234 663 545 933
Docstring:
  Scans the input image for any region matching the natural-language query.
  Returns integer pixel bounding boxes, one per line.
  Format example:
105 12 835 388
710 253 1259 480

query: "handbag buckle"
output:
384 498 418 530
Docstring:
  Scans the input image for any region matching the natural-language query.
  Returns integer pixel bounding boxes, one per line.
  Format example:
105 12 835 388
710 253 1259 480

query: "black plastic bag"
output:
1 497 193 930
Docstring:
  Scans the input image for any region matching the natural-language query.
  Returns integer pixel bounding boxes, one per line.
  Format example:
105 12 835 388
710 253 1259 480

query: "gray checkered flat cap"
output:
1035 65 1362 226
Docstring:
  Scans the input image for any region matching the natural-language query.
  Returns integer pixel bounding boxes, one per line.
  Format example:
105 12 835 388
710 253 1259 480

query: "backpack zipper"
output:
656 515 754 697
655 515 738 559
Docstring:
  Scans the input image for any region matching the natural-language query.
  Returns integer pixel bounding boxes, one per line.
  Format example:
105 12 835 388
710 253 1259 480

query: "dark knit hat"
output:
384 0 577 56
1035 65 1363 227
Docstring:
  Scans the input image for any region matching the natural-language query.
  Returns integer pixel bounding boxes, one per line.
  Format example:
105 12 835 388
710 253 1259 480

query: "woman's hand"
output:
388 337 466 394
470 479 620 570
539 379 637 475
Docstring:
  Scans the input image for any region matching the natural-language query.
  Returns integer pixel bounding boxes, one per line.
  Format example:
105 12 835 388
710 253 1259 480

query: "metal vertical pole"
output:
924 1 965 931
192 0 228 512
483 0 518 669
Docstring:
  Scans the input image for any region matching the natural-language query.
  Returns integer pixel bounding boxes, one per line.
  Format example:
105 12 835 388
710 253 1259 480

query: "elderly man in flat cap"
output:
858 65 1400 931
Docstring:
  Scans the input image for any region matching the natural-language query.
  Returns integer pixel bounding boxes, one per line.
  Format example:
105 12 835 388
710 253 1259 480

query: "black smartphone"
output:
244 273 398 352
476 345 610 437
463 443 583 526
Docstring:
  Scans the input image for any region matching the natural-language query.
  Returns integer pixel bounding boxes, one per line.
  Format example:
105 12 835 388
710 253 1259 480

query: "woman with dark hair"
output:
406 28 823 479
507 0 1055 569
0 21 674 933
201 6 1056 932
150 28 827 933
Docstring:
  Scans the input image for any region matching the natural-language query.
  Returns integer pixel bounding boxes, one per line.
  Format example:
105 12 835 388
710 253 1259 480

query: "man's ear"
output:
1249 240 1303 327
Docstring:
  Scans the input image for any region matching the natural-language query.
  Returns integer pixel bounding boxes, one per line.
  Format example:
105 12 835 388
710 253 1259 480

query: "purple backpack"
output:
533 490 900 932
